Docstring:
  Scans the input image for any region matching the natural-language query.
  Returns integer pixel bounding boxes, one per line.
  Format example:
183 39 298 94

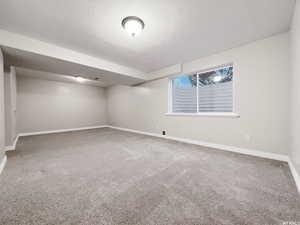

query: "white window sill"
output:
165 112 240 118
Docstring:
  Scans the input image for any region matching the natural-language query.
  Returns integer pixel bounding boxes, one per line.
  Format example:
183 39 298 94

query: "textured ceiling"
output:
2 47 144 87
0 0 295 73
16 67 107 87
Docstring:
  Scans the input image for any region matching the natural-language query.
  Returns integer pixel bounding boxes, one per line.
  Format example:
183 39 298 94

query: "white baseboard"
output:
5 134 20 151
5 125 109 151
0 154 7 176
1 124 299 195
108 126 288 162
288 159 300 194
19 125 109 137
108 126 300 194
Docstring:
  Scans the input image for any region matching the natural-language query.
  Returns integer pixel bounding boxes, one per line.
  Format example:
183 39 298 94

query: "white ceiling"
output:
0 0 295 73
2 46 144 87
16 67 107 87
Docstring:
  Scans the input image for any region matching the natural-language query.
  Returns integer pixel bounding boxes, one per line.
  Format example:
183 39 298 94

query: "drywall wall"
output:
17 76 107 133
107 33 289 155
4 66 17 146
0 48 5 161
290 1 300 174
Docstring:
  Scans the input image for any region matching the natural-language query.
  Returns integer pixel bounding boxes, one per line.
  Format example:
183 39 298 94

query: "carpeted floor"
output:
0 128 299 225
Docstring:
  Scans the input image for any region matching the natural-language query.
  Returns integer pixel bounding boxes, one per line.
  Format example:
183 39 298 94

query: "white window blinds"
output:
171 65 233 113
172 74 197 113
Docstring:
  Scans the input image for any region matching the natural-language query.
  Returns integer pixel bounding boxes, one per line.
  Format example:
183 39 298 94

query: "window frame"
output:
166 63 239 117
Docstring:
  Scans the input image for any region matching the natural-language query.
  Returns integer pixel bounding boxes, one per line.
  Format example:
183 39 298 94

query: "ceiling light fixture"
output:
75 76 85 82
122 16 145 37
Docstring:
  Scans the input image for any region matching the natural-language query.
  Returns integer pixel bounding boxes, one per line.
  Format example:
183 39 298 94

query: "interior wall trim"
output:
288 159 300 194
108 125 289 162
2 125 299 195
5 135 20 151
5 125 109 151
108 126 300 194
0 154 7 176
18 125 109 137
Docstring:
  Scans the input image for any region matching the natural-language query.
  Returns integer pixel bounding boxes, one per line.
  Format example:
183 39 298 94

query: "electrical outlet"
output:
162 131 166 135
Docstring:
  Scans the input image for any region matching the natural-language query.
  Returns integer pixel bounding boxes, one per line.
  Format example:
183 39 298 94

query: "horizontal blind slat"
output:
197 81 232 112
172 86 197 113
172 74 233 113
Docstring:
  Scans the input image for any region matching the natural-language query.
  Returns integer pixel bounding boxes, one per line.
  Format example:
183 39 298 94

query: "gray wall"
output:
0 49 5 161
107 33 289 155
290 1 300 174
17 76 107 133
4 66 17 146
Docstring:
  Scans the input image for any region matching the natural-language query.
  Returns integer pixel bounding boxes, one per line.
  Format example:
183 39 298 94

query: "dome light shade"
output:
75 76 85 82
122 16 145 37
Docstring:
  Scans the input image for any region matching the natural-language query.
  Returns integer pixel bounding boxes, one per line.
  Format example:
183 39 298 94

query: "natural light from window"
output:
169 65 234 115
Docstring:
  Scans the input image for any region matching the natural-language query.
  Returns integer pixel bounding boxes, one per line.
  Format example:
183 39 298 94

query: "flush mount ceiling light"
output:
122 16 145 37
75 76 85 82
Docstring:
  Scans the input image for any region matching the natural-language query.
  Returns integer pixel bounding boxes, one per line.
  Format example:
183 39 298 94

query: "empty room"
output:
0 0 300 224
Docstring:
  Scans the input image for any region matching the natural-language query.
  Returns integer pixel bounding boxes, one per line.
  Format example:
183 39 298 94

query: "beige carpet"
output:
0 128 299 225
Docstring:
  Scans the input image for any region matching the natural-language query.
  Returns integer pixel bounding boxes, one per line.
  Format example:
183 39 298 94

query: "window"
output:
168 64 236 116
